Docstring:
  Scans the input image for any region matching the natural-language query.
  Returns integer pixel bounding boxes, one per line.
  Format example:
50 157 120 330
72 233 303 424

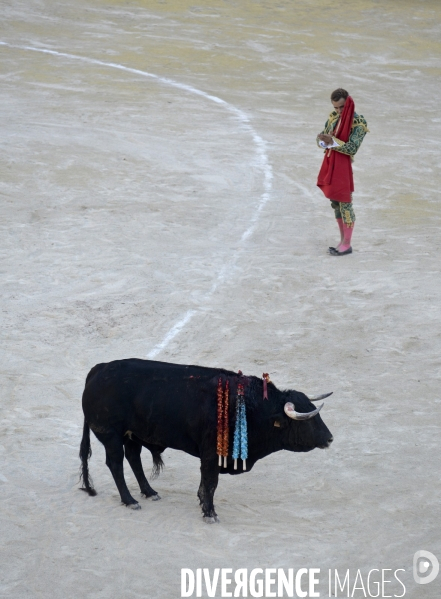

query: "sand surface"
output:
1 1 441 597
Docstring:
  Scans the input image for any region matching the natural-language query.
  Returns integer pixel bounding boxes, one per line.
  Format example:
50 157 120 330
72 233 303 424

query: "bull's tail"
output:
151 451 165 480
79 418 97 496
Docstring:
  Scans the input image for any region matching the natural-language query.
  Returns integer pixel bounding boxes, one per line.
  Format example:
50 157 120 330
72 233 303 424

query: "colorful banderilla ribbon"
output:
232 383 248 471
216 378 229 467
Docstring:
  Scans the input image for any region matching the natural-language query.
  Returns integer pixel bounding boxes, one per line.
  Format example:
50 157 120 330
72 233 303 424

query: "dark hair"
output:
331 88 349 102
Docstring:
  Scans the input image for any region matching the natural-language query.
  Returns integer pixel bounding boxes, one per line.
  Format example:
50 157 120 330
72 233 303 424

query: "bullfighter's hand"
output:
317 133 333 144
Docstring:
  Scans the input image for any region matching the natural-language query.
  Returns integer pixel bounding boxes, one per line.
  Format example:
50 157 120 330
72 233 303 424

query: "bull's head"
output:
273 391 333 450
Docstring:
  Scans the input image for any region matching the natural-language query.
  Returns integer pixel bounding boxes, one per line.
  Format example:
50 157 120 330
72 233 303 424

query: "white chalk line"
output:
0 41 273 358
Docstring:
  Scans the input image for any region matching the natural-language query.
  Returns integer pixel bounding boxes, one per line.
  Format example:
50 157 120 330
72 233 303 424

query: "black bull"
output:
79 359 333 522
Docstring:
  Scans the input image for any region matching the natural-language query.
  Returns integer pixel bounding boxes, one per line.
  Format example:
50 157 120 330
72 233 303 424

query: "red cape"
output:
317 96 354 203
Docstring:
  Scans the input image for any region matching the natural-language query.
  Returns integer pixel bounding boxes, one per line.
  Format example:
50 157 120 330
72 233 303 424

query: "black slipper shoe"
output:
329 247 352 256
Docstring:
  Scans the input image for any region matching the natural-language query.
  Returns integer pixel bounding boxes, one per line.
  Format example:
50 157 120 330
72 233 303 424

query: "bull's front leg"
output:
199 455 220 523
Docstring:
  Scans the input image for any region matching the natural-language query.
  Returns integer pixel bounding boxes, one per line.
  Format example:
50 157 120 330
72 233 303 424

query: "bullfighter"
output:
316 88 368 256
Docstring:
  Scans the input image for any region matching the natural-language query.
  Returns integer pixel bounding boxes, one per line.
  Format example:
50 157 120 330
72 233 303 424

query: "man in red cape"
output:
317 89 368 255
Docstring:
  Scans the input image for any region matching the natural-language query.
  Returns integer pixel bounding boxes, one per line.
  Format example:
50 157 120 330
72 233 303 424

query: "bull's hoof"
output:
203 516 220 524
141 492 161 500
127 502 141 510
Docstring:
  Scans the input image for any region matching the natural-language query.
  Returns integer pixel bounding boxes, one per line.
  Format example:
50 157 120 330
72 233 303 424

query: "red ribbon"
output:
262 373 270 400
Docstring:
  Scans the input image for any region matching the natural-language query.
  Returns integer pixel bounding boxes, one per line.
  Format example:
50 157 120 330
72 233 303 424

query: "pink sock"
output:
336 218 344 248
339 222 354 252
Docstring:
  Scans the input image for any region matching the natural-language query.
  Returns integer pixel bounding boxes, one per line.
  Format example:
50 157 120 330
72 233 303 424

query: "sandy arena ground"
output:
1 1 441 597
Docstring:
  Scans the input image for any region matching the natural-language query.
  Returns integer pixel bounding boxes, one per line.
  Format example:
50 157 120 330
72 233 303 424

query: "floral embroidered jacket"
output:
317 111 369 160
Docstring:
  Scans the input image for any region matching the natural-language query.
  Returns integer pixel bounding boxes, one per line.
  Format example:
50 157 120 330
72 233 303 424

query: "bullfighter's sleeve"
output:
316 118 331 149
332 115 369 158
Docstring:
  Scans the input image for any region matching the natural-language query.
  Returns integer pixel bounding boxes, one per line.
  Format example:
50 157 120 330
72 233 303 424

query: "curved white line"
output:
149 310 197 359
0 41 273 358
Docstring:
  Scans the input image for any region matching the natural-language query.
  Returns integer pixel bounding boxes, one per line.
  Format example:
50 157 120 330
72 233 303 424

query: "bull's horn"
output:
284 402 324 421
308 392 333 402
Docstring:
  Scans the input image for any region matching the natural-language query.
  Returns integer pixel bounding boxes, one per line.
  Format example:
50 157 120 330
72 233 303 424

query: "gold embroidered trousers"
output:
330 200 355 227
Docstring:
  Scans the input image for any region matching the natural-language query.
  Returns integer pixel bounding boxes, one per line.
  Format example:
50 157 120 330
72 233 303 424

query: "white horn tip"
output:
309 392 333 401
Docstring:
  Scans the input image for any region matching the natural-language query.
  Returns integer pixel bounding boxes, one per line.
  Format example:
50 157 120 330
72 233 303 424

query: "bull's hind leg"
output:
123 437 161 500
97 433 140 509
197 481 205 506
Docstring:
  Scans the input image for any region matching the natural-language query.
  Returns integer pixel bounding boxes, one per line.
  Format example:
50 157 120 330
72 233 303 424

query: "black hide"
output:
79 359 333 520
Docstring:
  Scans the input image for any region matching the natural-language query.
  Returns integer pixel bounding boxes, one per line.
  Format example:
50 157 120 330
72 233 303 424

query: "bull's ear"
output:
271 414 288 429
